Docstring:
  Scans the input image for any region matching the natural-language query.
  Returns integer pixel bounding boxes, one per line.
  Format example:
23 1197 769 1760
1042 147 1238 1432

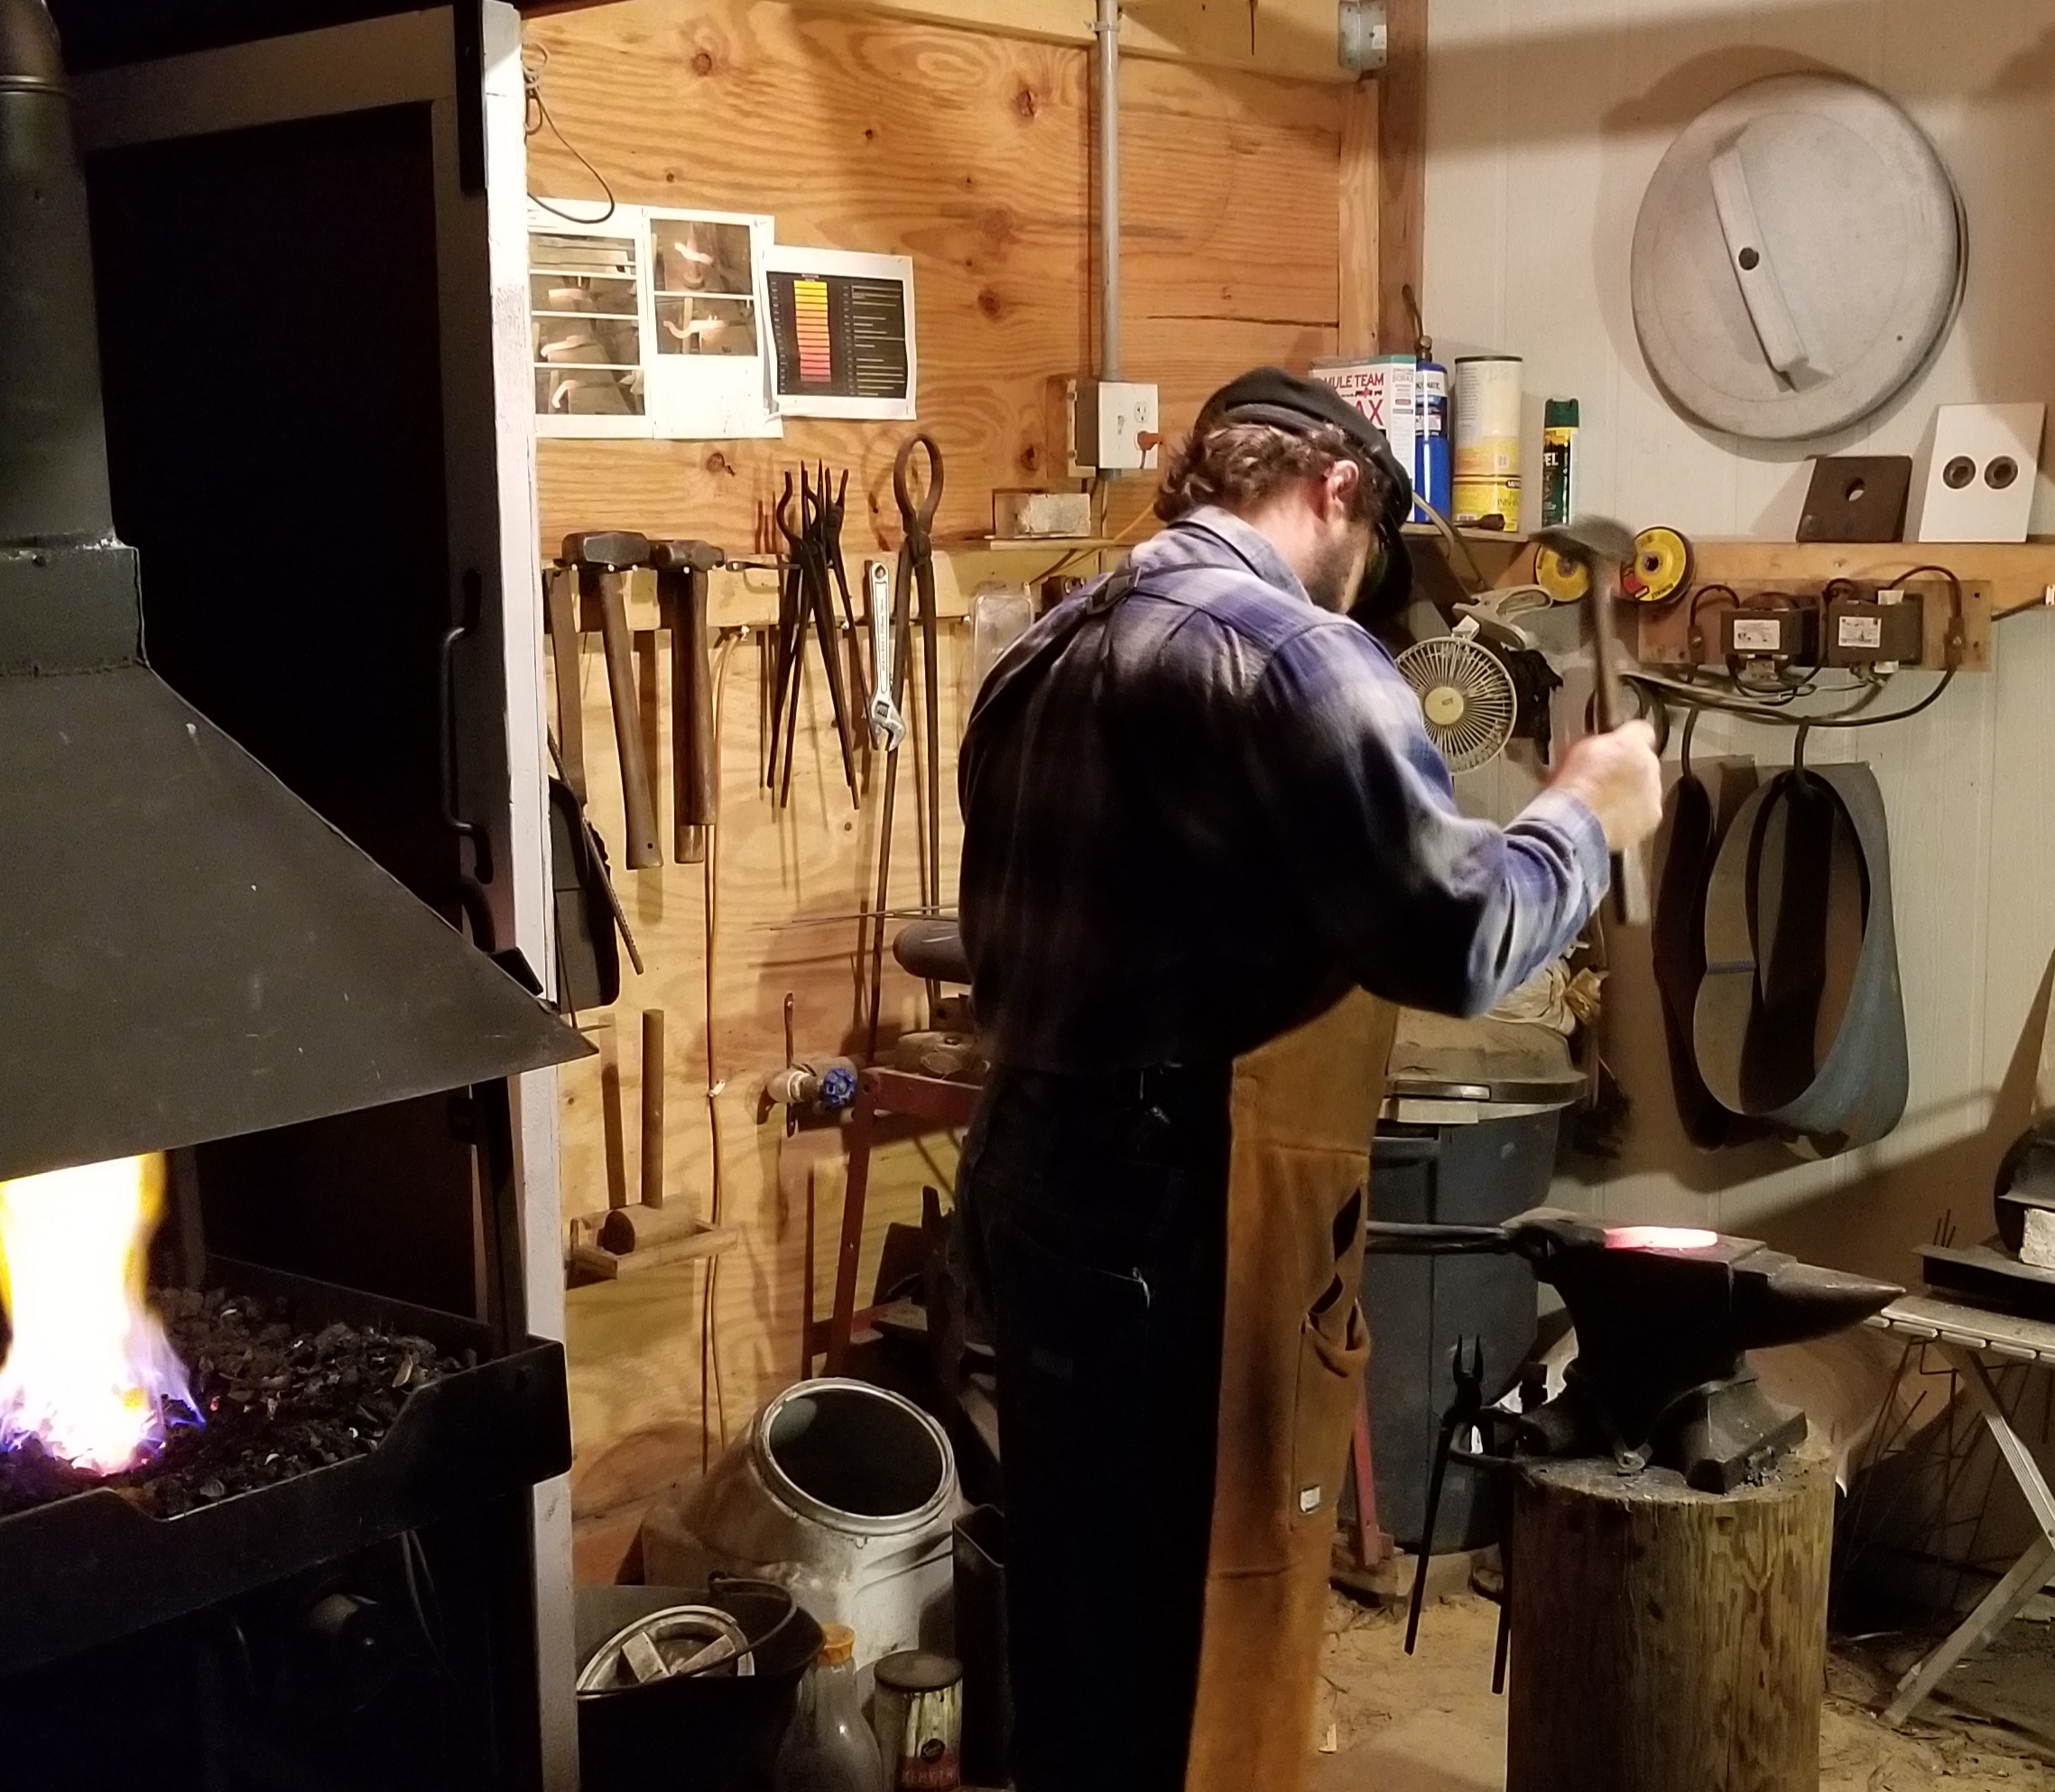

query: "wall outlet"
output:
1069 379 1160 477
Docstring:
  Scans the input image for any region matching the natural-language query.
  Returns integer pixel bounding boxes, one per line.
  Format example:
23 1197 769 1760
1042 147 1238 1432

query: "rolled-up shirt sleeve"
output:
1246 623 1611 1018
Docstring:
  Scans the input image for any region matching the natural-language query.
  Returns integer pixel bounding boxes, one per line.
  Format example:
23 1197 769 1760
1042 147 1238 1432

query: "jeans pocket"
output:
1291 1300 1369 1524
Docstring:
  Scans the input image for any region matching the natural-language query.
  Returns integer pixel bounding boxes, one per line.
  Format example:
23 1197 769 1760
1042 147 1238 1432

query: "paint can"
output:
1452 355 1522 530
871 1650 964 1790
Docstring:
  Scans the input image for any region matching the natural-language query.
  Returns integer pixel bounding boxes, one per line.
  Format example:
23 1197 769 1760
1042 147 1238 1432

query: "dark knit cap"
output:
1199 365 1413 524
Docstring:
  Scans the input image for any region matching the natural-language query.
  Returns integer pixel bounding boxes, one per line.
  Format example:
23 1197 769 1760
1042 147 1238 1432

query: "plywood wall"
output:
525 0 1347 555
523 0 1358 1547
1421 0 2055 1286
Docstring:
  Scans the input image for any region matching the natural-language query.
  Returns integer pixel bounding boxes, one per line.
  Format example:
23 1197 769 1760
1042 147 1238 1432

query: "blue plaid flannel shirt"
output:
957 506 1609 1074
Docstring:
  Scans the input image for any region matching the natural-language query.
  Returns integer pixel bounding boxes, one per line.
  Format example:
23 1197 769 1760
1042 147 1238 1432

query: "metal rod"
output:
1095 0 1122 381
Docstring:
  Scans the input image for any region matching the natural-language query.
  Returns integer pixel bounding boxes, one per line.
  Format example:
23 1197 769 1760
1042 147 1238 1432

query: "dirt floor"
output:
1309 1591 2055 1790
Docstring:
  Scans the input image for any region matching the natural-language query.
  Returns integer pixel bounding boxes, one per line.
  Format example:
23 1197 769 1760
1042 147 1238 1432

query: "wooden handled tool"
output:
1533 519 1652 928
562 530 661 870
640 1006 664 1209
542 566 586 802
653 540 723 864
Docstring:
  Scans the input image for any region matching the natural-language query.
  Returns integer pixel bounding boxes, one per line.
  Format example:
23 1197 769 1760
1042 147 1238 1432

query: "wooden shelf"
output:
1477 535 2055 619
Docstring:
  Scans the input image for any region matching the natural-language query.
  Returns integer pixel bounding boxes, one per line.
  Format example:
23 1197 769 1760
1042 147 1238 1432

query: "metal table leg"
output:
1884 1342 2055 1725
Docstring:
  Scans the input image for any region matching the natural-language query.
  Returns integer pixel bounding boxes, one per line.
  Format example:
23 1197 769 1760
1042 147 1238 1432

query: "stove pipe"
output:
0 0 588 1185
0 0 109 547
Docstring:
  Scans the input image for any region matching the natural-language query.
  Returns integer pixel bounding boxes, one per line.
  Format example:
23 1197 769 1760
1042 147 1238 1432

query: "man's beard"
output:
1302 527 1371 614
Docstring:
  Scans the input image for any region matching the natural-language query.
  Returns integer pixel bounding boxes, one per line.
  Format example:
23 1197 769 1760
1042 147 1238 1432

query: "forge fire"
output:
0 1153 195 1473
0 1152 467 1519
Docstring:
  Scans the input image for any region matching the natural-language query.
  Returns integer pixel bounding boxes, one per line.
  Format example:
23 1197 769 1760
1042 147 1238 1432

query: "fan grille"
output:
1395 637 1518 774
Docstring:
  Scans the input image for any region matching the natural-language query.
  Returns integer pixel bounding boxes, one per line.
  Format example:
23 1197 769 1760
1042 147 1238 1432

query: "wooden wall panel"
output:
525 0 1355 1539
524 0 1344 555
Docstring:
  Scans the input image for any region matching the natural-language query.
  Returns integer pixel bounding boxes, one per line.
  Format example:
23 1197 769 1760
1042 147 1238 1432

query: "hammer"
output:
651 539 725 864
561 530 662 870
1532 517 1651 928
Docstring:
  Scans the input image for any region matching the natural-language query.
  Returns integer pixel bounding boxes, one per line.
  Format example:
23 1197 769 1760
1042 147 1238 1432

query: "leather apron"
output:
1184 987 1397 1792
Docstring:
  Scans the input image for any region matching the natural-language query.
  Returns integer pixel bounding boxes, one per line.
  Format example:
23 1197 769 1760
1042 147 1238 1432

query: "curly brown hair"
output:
1153 417 1393 526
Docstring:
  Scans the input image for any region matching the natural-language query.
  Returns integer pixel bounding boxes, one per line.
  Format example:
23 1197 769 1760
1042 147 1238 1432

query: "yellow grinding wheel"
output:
1624 524 1692 605
1535 545 1591 605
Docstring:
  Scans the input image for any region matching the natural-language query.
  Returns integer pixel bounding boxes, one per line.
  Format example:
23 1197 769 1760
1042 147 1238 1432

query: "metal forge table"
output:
1867 1293 2055 1724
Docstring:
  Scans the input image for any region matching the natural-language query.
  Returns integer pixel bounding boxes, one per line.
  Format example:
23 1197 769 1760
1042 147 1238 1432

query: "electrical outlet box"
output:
1824 587 1923 669
1721 606 1819 666
1069 379 1160 476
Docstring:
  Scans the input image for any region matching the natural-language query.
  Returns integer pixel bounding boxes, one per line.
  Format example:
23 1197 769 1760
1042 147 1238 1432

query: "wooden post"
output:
1505 1444 1833 1792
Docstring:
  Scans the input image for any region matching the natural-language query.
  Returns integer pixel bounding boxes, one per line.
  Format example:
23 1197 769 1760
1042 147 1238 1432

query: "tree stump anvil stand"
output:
1505 1442 1832 1792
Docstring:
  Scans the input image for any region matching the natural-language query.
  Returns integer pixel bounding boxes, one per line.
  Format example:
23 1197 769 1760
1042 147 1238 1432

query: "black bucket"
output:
575 1584 823 1792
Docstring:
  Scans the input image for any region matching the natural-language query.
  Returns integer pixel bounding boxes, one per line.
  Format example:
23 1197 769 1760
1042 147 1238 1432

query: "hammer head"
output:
560 530 651 572
649 539 726 574
1533 516 1634 569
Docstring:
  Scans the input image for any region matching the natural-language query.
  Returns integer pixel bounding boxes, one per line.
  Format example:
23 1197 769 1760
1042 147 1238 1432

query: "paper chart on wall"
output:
641 207 781 440
526 201 782 440
526 207 649 439
761 245 917 421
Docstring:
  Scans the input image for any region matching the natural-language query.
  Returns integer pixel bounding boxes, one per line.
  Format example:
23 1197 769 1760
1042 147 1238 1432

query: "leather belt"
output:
1652 753 1765 1150
1690 760 1908 1154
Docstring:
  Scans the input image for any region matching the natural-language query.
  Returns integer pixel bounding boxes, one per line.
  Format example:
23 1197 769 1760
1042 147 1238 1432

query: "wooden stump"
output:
1505 1443 1832 1792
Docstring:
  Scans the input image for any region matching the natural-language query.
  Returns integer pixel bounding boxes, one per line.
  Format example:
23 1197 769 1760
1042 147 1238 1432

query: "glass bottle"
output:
774 1623 886 1792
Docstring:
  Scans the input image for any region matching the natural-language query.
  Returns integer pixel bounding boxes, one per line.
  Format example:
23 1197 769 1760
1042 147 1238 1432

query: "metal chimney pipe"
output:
1094 0 1121 382
0 0 114 543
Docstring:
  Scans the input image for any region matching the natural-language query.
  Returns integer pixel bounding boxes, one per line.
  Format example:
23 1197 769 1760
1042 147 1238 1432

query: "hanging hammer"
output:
650 539 725 864
562 530 662 870
1532 517 1652 928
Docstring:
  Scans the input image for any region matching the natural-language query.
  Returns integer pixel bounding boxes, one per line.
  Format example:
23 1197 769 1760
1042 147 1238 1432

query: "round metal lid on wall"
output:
1631 71 1965 442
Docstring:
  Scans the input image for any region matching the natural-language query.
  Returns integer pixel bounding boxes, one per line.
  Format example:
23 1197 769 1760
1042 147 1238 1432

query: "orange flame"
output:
1604 1225 1720 1253
0 1154 196 1474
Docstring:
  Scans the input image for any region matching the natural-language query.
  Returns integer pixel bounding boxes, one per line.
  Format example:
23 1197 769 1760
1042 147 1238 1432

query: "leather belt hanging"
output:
1652 717 1766 1150
1691 755 1909 1154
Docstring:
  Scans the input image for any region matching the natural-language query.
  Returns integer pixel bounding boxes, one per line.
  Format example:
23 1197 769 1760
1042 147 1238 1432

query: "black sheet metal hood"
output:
0 0 588 1184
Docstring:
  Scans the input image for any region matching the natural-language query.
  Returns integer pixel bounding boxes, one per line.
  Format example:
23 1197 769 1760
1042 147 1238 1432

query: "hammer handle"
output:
1588 568 1652 928
543 568 586 803
585 568 663 870
664 567 717 864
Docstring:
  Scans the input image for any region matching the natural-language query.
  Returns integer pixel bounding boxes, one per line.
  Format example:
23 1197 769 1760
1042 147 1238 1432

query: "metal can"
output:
1452 355 1522 530
872 1650 964 1791
1414 356 1450 522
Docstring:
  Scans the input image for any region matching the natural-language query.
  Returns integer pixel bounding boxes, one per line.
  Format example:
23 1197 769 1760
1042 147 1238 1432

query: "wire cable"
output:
523 43 617 225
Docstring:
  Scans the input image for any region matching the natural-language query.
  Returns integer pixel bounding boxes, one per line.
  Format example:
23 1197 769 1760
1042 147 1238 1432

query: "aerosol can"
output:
1405 286 1450 523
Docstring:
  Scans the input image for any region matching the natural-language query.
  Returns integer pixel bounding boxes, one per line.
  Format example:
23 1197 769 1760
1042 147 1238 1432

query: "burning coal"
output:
0 1154 198 1474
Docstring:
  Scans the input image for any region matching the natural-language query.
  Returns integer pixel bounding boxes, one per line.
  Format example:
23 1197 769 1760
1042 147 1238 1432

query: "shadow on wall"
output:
1745 951 2053 1284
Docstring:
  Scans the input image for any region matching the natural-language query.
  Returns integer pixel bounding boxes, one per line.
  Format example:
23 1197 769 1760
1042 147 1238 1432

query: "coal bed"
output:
0 1289 470 1518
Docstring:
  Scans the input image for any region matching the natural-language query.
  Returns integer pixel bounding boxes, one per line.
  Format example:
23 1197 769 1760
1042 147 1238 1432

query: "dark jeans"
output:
956 1060 1234 1792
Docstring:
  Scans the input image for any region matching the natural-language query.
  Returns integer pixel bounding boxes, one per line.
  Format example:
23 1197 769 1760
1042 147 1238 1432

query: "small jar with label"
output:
870 1650 964 1791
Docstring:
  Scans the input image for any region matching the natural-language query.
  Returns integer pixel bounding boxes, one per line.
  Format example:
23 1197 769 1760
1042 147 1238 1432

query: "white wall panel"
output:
1424 0 2055 1278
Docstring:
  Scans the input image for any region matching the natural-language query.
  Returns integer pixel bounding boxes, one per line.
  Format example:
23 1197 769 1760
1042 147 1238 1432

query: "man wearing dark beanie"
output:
955 367 1661 1792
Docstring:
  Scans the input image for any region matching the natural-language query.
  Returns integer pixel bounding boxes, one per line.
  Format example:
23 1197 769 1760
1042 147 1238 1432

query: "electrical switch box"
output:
1069 379 1161 476
1721 605 1819 666
1824 587 1924 669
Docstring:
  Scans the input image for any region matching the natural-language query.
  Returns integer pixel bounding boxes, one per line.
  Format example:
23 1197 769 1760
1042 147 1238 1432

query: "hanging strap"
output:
1692 762 1908 1154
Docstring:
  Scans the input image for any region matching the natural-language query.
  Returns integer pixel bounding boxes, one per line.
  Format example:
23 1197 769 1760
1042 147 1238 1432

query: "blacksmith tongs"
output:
892 434 945 919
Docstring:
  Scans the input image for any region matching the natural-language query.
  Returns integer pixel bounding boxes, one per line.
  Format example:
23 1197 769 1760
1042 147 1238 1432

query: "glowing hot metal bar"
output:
1604 1225 1719 1252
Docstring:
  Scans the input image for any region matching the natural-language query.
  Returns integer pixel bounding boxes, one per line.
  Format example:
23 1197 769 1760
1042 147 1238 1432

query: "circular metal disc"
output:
1632 72 1963 442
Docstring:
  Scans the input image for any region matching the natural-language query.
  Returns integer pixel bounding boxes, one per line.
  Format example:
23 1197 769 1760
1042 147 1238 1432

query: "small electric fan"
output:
1396 624 1518 774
